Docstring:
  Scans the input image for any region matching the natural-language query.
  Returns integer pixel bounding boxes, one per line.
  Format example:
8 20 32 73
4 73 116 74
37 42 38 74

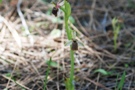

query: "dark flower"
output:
71 40 78 51
52 7 58 16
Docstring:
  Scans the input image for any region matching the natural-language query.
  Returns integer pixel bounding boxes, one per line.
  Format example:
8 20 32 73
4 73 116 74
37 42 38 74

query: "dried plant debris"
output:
0 0 135 90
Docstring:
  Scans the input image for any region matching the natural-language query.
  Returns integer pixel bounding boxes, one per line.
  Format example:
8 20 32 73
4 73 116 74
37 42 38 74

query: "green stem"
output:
65 16 71 40
61 1 75 89
44 58 51 90
69 49 75 90
64 8 75 90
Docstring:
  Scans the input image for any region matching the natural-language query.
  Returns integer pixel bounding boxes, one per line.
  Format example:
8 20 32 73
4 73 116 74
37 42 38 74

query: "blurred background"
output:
0 0 135 90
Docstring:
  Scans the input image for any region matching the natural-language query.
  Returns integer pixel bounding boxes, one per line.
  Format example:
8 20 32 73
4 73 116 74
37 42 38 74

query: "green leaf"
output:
124 64 129 68
94 69 110 75
0 0 2 4
72 31 76 39
46 8 52 15
50 29 61 38
4 88 8 90
117 71 126 90
46 60 61 69
42 0 52 3
65 40 72 46
77 41 84 47
69 28 73 39
69 16 75 24
52 17 63 23
44 58 52 90
65 0 71 18
65 78 71 90
5 73 12 77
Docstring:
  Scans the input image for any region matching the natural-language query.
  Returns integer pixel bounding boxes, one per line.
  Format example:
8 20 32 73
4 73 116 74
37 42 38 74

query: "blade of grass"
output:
44 58 52 90
117 71 126 90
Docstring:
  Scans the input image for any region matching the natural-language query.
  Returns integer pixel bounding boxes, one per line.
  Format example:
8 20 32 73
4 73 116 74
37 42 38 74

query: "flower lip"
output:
71 40 78 51
52 7 58 16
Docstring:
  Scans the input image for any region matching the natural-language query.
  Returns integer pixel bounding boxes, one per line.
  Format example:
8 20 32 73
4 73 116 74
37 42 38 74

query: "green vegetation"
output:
94 68 112 76
44 58 52 90
60 1 75 90
112 18 121 51
115 71 126 90
48 0 77 89
0 0 2 4
44 1 76 89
